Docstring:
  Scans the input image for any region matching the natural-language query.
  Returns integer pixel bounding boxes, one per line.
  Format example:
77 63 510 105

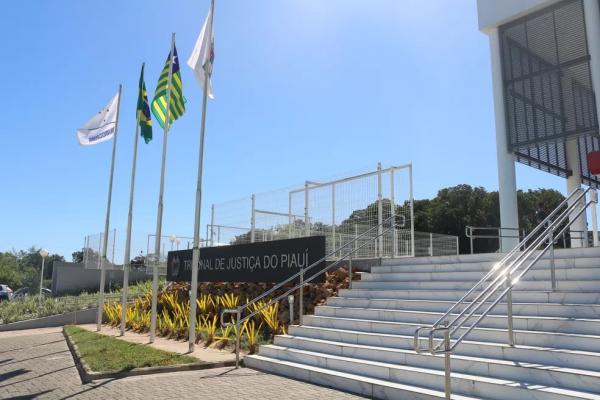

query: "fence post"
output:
299 268 304 325
304 181 310 236
455 236 459 255
97 232 102 269
288 192 293 239
409 164 415 257
390 168 397 258
377 163 383 258
111 229 116 266
332 183 336 256
210 204 215 246
429 233 433 256
251 194 256 243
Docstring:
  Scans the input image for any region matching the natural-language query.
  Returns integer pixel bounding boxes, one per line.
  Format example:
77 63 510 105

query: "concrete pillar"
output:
583 0 600 247
566 139 588 247
489 27 520 252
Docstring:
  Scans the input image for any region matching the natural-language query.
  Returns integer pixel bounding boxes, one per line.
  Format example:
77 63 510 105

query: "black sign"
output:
166 236 326 283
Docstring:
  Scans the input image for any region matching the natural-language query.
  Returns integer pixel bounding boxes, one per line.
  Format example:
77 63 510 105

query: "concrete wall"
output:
0 308 97 332
51 262 151 295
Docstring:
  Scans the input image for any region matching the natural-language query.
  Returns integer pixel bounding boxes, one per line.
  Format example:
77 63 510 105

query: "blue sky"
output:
0 0 568 260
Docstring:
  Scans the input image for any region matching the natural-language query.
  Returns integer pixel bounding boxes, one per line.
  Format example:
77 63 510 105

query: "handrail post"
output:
591 189 599 247
444 328 451 400
299 267 304 325
288 295 294 325
550 230 556 291
469 227 474 254
506 270 515 346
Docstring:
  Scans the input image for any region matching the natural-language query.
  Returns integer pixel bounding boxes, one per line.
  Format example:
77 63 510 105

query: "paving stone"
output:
0 328 366 400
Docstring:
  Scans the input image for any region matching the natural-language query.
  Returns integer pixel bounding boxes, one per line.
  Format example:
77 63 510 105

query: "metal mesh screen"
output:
500 0 600 186
83 229 119 270
210 163 422 259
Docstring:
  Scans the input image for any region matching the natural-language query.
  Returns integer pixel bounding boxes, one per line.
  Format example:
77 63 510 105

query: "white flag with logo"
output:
187 1 214 99
77 91 120 146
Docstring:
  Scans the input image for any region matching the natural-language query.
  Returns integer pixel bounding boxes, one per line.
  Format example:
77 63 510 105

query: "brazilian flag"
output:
137 64 153 143
151 43 186 129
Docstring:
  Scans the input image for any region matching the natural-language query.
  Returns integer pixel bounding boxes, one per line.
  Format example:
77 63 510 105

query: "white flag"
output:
187 1 214 99
77 91 120 146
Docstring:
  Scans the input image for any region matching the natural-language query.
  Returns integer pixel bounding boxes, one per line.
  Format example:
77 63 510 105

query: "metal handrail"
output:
413 187 598 399
465 225 588 254
222 214 402 367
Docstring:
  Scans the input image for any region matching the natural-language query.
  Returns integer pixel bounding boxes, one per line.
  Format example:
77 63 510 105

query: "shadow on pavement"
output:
0 368 30 382
3 389 53 400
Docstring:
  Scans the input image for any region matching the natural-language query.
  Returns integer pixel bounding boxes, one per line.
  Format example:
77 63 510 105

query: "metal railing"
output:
414 187 598 399
465 226 525 254
221 214 401 367
465 225 589 254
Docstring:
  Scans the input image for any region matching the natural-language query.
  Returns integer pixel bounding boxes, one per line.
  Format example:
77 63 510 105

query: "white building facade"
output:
478 0 600 251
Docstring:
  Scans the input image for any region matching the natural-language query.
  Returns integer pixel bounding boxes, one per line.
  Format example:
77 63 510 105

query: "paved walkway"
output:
0 328 367 400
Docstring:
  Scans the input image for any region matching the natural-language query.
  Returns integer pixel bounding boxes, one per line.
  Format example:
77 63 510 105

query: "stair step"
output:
351 279 600 291
314 305 600 335
363 268 600 282
245 354 484 400
373 257 600 273
326 297 600 318
338 289 600 304
252 347 598 400
302 315 600 352
289 325 600 373
274 334 600 394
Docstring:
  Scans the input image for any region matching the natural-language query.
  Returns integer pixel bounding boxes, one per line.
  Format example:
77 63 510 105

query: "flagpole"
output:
121 67 144 336
97 84 122 332
151 34 176 343
188 1 214 353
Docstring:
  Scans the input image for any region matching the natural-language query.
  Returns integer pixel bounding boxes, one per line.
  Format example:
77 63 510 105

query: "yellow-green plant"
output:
218 293 239 310
214 325 233 349
243 319 263 354
200 314 218 345
196 294 215 315
257 301 282 334
103 302 121 327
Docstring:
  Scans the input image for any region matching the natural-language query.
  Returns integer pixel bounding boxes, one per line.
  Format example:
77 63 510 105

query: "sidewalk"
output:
78 323 239 363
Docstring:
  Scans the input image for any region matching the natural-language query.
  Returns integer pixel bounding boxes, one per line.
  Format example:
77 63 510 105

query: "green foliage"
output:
0 247 64 291
0 280 156 325
64 325 198 372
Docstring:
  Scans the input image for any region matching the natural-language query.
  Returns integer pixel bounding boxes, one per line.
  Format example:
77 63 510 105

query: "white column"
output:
582 0 600 247
566 139 587 247
489 28 519 252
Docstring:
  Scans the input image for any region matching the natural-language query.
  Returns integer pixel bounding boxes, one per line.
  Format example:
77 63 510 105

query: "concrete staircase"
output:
245 248 600 399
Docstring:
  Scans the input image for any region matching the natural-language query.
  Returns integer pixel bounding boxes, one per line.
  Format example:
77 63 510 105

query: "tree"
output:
72 250 84 263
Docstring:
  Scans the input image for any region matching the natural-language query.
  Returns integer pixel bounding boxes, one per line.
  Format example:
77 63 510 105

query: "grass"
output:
64 325 199 372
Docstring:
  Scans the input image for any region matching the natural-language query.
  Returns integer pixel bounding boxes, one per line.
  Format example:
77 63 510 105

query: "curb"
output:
62 327 240 383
